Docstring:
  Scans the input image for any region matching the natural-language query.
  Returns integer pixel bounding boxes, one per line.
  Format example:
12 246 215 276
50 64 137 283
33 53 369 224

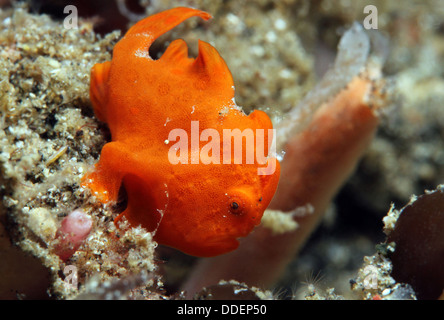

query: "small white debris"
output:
250 45 265 57
265 31 277 43
279 69 293 79
382 288 391 296
274 19 287 31
134 48 152 59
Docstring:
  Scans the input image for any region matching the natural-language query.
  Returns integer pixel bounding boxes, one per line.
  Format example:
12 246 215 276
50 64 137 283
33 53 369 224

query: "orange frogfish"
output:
84 7 280 257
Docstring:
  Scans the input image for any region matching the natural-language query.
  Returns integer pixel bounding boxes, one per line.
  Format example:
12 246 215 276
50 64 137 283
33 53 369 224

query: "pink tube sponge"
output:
54 209 92 261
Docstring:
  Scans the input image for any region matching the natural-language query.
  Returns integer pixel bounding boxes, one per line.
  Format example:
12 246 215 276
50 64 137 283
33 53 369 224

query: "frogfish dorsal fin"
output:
113 7 212 59
191 40 235 97
160 38 192 66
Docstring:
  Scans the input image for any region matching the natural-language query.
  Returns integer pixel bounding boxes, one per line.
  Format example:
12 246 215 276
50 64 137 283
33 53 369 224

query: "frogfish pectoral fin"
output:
114 173 168 233
113 7 212 59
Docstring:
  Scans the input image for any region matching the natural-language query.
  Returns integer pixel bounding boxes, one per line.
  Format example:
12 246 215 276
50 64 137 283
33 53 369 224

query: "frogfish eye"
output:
226 189 256 217
227 195 246 216
230 201 240 213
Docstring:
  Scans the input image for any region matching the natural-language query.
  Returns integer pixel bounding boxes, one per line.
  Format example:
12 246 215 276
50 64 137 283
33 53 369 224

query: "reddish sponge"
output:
54 209 93 261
